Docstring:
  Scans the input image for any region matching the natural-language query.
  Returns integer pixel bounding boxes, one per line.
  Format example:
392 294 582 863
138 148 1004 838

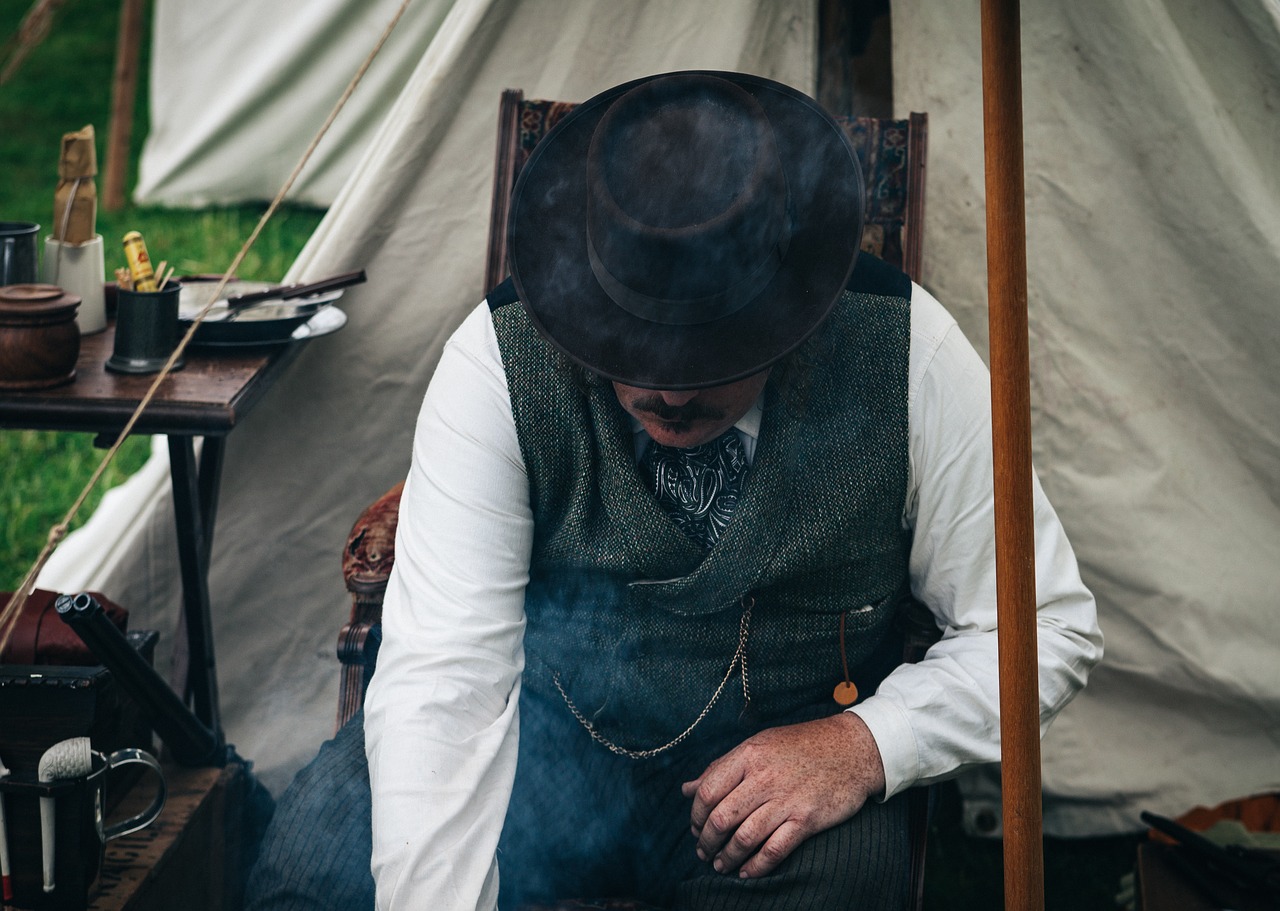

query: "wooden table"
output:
0 320 308 746
88 763 249 911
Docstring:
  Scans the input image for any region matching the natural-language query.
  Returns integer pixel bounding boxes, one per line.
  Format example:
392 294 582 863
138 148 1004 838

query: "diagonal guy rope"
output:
0 0 415 655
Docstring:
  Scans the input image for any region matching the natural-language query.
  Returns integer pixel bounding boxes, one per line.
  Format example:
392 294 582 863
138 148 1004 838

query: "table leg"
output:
168 435 225 747
197 435 224 564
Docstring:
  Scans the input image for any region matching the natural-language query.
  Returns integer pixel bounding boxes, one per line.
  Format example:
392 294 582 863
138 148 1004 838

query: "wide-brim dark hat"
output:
507 70 864 390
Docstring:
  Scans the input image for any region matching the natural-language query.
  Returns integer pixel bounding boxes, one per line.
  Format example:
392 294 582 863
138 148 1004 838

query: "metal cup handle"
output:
100 748 167 840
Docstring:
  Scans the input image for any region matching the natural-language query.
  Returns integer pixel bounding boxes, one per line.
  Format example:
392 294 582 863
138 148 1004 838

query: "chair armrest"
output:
342 481 404 610
336 482 403 730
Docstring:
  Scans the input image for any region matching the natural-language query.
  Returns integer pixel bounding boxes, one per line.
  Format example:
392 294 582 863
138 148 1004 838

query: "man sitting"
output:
251 70 1102 911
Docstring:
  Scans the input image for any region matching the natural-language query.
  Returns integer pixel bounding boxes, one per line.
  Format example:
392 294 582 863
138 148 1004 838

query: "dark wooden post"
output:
980 0 1045 907
103 0 146 211
816 0 893 119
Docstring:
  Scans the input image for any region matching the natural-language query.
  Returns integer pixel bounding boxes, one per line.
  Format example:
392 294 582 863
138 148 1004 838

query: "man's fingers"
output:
705 801 790 874
685 761 745 833
736 818 808 879
692 777 766 861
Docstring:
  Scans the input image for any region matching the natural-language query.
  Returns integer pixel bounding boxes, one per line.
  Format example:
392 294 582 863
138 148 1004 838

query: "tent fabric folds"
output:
892 0 1280 835
135 0 457 207
41 0 1280 835
45 0 815 795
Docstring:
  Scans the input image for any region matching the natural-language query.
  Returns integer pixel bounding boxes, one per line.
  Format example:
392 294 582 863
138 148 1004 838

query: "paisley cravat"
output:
641 429 748 549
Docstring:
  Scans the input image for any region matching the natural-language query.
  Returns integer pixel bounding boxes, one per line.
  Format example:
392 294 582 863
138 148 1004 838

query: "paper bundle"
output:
52 125 97 244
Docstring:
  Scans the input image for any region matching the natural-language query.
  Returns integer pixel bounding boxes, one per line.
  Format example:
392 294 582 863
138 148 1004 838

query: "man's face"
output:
612 370 771 449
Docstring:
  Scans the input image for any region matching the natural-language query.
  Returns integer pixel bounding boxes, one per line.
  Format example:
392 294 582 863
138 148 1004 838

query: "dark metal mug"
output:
2 745 167 909
0 222 40 286
106 282 185 374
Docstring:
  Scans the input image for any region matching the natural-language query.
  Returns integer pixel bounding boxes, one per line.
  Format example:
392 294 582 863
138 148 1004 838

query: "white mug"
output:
41 234 106 335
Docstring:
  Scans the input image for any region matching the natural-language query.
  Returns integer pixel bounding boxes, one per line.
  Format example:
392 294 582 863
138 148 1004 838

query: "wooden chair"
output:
483 90 927 294
337 90 933 909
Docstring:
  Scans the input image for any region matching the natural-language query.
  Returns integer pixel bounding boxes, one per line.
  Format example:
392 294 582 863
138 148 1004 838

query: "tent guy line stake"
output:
0 0 415 652
980 0 1045 908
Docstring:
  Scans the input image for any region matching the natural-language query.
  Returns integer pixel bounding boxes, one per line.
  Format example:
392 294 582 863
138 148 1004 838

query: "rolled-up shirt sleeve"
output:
364 303 531 910
851 284 1104 799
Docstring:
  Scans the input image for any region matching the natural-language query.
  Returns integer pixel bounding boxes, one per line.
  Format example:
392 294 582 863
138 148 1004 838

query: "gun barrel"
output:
56 592 225 767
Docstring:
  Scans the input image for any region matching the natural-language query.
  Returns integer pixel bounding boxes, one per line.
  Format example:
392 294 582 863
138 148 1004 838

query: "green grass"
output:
0 431 151 590
1 0 325 591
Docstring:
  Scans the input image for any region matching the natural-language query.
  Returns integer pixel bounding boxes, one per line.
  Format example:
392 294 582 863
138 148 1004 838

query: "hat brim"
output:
508 71 864 390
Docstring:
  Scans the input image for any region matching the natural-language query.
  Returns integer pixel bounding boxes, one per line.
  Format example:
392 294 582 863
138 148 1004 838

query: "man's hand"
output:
681 712 886 879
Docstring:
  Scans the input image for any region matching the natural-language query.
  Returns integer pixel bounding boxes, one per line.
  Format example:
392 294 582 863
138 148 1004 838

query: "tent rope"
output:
0 0 415 655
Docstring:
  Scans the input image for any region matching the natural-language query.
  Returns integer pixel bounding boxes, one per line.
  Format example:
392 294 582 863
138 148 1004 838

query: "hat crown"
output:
585 75 790 324
507 70 864 389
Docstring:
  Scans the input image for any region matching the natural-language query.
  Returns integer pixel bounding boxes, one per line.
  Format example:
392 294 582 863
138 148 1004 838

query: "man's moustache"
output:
631 396 724 423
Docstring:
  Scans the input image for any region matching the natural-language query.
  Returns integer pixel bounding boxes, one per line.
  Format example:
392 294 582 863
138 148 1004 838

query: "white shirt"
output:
364 284 1103 910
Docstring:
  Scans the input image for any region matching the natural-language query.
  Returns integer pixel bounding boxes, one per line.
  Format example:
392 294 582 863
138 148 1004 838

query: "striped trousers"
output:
244 698 910 911
499 687 910 911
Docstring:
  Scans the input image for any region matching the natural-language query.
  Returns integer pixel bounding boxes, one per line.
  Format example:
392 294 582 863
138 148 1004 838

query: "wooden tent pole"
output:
979 0 1044 908
103 0 146 212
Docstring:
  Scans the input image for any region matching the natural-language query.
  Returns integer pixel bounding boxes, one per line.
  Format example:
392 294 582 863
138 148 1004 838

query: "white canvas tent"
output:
41 0 1280 836
133 0 454 207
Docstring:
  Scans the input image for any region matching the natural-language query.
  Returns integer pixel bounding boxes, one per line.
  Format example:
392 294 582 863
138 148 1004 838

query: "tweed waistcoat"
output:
492 269 913 756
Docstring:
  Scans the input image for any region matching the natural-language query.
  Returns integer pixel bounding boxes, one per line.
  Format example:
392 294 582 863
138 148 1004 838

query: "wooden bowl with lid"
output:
0 283 81 389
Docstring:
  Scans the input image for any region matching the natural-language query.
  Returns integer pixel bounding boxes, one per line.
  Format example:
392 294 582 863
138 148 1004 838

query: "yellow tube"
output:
122 231 158 292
